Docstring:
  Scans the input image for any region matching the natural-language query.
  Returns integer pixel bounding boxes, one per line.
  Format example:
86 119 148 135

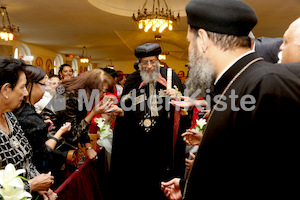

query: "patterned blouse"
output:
0 112 40 179
41 91 90 149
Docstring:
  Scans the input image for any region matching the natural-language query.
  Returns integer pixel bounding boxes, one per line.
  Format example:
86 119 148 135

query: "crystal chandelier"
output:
79 46 90 63
0 6 19 41
132 0 180 33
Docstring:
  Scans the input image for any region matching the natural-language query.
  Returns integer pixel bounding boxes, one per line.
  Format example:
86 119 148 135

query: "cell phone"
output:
48 123 54 131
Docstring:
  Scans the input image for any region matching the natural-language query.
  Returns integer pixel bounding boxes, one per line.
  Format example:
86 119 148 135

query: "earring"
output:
4 96 8 99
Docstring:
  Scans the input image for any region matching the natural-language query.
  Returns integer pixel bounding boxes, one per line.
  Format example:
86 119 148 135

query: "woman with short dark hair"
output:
0 57 55 199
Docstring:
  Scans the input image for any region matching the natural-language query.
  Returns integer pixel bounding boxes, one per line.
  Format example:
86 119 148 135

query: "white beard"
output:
185 42 216 98
140 65 160 83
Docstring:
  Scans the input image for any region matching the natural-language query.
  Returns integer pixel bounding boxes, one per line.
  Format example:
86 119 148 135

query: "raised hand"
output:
170 96 196 110
164 88 177 100
104 104 124 117
181 129 203 145
170 96 208 110
94 98 114 114
59 122 71 135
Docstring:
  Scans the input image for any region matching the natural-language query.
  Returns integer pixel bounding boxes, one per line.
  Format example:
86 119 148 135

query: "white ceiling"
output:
2 0 300 63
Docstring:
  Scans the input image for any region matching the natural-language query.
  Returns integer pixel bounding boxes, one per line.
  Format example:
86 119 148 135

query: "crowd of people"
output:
0 0 299 200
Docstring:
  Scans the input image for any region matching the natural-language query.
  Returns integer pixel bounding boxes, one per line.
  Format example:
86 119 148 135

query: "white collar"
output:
214 50 255 85
44 91 52 97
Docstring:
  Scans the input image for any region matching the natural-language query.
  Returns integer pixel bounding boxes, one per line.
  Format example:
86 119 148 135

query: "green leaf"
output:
17 176 29 182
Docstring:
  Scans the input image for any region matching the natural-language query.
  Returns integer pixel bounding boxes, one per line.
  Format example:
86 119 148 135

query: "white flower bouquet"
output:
94 117 113 154
193 118 207 133
0 164 32 200
94 117 113 140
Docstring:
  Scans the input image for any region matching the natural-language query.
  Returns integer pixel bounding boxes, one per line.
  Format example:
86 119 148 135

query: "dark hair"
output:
13 65 46 115
116 70 124 83
178 70 185 75
59 64 72 79
189 26 252 51
24 65 46 104
0 57 26 90
49 68 54 75
25 65 46 83
48 74 60 80
102 68 118 79
25 65 46 102
60 69 115 99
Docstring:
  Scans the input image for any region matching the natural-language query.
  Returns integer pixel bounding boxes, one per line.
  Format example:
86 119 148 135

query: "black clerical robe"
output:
278 62 300 79
255 37 283 64
184 52 300 199
111 67 186 200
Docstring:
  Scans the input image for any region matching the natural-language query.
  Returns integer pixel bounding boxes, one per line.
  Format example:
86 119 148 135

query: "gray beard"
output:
140 66 160 83
185 44 215 98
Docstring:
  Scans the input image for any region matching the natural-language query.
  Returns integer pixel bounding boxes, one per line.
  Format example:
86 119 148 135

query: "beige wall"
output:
95 59 189 75
0 40 59 74
1 39 189 77
20 42 57 74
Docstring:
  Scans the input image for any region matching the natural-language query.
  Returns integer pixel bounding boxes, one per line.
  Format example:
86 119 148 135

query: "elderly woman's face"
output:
8 72 28 110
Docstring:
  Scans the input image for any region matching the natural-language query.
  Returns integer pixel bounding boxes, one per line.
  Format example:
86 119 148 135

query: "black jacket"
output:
14 103 52 173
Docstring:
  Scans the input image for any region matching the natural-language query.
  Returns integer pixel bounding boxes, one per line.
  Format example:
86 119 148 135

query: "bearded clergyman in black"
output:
161 0 300 200
109 43 188 200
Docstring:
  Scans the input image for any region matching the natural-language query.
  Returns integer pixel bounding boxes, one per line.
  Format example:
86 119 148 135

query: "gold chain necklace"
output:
183 57 263 198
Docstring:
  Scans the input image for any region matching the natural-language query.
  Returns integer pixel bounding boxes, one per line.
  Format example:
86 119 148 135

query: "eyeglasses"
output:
140 60 158 66
35 82 47 87
49 81 59 86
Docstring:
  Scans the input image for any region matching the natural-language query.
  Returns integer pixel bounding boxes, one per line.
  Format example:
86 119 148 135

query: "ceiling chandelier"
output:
79 46 90 63
0 6 19 41
132 0 180 33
